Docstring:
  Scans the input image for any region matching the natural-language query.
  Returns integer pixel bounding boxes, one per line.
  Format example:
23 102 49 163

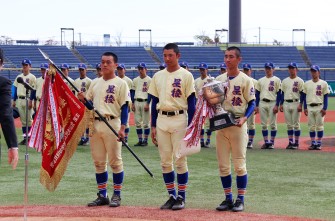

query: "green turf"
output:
0 121 335 220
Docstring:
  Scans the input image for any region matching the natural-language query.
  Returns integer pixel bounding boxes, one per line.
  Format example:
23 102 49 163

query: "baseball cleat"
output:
87 193 110 207
203 142 211 148
200 141 205 148
232 198 244 212
160 195 176 210
315 144 322 150
308 144 316 150
134 141 143 146
19 139 26 145
291 143 299 149
171 196 185 210
141 141 148 146
109 194 121 207
247 142 253 149
286 143 294 149
216 199 234 211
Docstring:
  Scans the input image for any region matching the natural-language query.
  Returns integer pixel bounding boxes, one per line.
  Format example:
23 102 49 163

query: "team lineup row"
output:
6 44 329 212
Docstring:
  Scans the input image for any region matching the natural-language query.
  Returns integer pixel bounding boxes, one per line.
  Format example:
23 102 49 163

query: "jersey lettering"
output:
81 82 86 92
232 85 241 95
316 85 322 96
292 81 299 93
104 85 115 103
268 81 275 92
171 78 182 98
142 82 149 92
231 96 243 106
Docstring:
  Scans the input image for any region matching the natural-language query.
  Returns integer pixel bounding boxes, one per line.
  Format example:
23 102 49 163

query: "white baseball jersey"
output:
132 76 151 100
255 76 281 101
194 76 210 98
281 77 304 100
13 73 37 97
74 77 92 94
303 79 330 104
35 77 44 100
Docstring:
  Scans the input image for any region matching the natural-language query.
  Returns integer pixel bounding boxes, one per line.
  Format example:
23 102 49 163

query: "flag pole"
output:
38 49 154 178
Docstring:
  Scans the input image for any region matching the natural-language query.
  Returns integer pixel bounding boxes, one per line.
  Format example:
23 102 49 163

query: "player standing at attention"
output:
255 62 281 149
30 63 48 113
219 63 227 75
60 63 75 93
117 64 133 145
301 65 329 150
12 59 36 145
215 46 255 212
242 63 258 149
149 43 196 210
75 63 92 146
194 62 212 148
131 62 151 146
279 62 304 149
179 61 189 71
77 52 130 207
95 63 102 78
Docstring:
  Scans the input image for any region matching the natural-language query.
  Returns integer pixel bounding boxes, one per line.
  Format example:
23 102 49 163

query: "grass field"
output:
0 99 335 220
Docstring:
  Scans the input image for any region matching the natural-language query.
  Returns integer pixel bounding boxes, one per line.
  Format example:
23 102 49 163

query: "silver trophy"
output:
202 77 235 131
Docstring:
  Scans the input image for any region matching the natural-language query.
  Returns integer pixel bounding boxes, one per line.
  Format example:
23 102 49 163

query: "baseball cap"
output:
117 64 126 69
40 63 48 69
61 63 69 69
264 62 274 69
22 59 31 65
198 62 208 69
179 61 189 68
137 62 147 68
159 63 166 69
220 63 227 69
78 63 87 69
243 63 252 70
288 62 298 69
95 63 101 69
310 65 320 72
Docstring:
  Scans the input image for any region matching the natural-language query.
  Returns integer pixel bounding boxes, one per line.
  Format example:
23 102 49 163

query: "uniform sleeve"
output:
132 78 137 91
184 73 195 98
118 81 131 107
276 78 281 93
148 75 158 97
255 79 261 91
243 77 256 103
299 79 304 92
85 81 94 101
323 82 330 95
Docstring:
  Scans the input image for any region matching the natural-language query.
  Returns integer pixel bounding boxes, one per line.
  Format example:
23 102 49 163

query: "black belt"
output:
262 98 272 102
95 116 115 121
18 96 26 99
160 110 184 116
285 99 299 103
309 103 322 107
136 98 148 102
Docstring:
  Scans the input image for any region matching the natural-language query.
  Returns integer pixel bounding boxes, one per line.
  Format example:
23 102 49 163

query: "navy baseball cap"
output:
179 61 189 68
61 63 69 69
117 64 126 69
22 59 31 65
95 63 101 69
264 62 274 69
159 63 166 69
137 62 147 68
243 63 252 70
220 63 227 69
78 63 87 69
288 62 298 69
198 62 208 69
310 65 320 72
40 63 48 69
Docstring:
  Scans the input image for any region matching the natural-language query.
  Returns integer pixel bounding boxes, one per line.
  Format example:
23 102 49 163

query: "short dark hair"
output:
0 48 3 66
226 46 241 58
102 52 118 63
163 43 180 54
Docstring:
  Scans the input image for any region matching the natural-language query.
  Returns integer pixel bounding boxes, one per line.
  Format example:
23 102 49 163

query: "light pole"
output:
60 28 74 48
139 29 152 47
292 29 305 46
215 29 228 47
253 35 258 46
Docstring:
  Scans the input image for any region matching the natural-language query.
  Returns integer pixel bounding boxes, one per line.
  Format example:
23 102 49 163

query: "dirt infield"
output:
0 205 323 221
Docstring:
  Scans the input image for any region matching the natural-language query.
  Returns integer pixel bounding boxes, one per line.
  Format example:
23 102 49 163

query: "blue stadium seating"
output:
1 45 80 68
304 46 335 68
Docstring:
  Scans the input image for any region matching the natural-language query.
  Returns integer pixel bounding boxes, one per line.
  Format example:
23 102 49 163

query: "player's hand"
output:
273 105 279 114
144 103 149 112
8 148 19 170
304 109 308 116
117 125 126 142
235 116 247 127
131 103 135 112
297 103 302 112
321 109 326 117
28 100 33 109
151 127 158 146
254 107 259 114
279 105 283 112
12 100 16 107
77 92 86 102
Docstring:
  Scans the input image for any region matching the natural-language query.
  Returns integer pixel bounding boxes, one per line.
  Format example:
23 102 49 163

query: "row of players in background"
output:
12 59 329 151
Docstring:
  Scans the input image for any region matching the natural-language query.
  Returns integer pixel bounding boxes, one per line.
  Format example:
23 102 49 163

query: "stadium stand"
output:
304 46 335 68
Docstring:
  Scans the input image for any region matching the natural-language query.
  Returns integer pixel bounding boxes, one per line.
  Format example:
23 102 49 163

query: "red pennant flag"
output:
29 68 86 191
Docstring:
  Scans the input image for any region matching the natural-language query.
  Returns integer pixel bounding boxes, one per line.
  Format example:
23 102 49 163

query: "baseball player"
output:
149 43 196 210
159 63 166 70
117 63 133 145
131 62 151 146
179 61 189 70
77 51 130 207
302 65 329 150
30 63 48 112
194 62 212 148
215 46 255 212
279 62 304 149
74 63 92 145
255 62 281 149
242 63 258 149
0 48 19 169
12 58 36 145
219 62 227 75
60 63 75 93
95 63 102 78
